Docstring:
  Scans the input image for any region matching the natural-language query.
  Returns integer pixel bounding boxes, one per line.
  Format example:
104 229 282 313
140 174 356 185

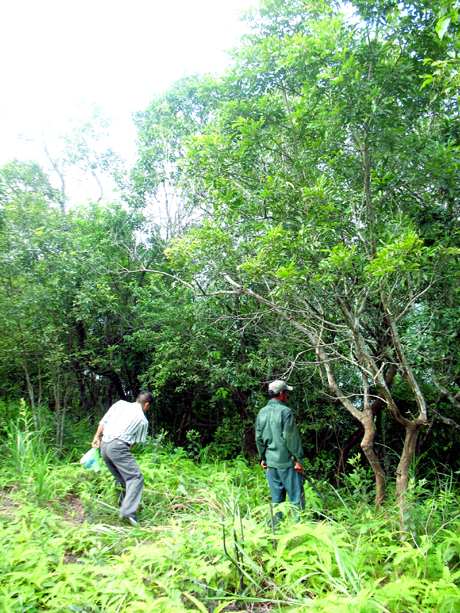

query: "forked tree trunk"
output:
222 274 388 506
379 292 429 532
321 348 387 507
335 365 397 485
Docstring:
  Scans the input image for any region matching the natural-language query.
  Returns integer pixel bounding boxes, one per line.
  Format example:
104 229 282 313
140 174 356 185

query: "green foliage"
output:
1 434 460 612
343 455 375 506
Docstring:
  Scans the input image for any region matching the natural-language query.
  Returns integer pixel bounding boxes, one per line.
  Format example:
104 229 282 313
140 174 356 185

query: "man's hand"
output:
260 460 267 469
92 424 104 448
293 461 303 473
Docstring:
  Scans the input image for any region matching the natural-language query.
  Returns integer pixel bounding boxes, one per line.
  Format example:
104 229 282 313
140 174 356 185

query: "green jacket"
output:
255 398 304 469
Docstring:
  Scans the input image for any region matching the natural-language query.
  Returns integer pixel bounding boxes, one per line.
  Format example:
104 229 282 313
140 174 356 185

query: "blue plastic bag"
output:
80 447 101 472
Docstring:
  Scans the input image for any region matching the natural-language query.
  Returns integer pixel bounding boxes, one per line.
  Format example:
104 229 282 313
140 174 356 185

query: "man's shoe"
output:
120 514 140 527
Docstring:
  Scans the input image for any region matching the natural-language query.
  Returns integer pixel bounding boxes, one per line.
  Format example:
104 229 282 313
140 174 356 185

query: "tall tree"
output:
140 0 460 524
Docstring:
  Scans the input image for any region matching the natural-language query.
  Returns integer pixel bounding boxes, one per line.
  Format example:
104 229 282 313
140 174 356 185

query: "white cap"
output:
268 380 293 394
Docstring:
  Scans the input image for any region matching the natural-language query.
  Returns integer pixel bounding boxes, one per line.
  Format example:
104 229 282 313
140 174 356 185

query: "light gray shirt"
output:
100 400 148 445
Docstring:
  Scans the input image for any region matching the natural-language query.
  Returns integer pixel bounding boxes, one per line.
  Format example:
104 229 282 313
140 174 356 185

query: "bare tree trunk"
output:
396 422 422 536
35 350 43 429
54 379 61 448
18 328 38 431
177 405 192 447
59 385 69 451
361 412 385 506
358 341 386 506
22 363 38 431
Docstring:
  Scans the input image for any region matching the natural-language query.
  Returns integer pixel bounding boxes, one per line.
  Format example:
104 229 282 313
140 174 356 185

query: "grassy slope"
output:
1 442 460 613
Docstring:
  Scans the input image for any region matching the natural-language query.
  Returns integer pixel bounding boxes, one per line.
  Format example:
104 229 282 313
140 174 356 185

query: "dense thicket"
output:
1 0 460 514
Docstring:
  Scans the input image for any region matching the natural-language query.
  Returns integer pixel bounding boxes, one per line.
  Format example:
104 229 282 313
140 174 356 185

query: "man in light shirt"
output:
91 391 153 526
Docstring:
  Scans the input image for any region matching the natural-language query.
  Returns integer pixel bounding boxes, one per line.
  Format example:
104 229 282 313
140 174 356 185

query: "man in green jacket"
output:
255 380 305 523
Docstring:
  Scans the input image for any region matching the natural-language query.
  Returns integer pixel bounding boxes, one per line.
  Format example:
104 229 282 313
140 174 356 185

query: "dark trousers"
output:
100 439 144 519
267 466 305 523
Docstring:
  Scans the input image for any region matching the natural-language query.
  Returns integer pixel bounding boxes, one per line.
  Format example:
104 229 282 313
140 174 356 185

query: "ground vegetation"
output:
1 410 460 612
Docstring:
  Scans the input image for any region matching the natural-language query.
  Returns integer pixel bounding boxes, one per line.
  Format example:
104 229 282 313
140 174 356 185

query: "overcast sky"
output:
0 0 253 166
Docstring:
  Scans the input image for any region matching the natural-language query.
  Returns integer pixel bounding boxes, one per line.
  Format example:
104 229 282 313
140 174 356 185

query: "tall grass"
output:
1 426 460 611
1 400 54 504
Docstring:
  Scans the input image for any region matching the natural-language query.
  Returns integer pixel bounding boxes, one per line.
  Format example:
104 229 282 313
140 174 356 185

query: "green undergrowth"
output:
1 438 460 612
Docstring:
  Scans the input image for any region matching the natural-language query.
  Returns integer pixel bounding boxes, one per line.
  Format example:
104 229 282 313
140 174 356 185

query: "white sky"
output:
0 0 253 171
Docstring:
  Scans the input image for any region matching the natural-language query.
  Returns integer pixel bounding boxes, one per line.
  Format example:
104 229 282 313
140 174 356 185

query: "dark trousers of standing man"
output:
267 466 305 524
100 439 144 519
